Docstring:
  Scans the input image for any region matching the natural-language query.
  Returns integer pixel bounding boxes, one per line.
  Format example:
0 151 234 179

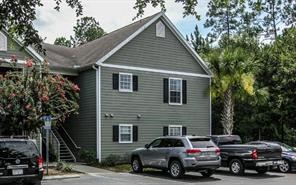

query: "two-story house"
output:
1 12 212 162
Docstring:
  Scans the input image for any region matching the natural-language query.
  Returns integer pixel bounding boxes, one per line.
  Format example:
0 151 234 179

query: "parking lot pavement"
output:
42 169 296 185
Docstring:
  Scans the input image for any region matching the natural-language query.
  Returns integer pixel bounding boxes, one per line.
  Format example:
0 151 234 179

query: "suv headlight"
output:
291 156 296 161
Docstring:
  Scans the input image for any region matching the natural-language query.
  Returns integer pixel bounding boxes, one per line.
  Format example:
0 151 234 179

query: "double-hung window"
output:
0 32 7 51
169 125 182 136
119 73 133 92
119 124 133 143
169 78 182 104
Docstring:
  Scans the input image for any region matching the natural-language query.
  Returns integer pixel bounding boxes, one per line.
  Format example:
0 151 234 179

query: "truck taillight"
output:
186 149 201 155
251 149 258 159
216 148 221 155
37 156 43 169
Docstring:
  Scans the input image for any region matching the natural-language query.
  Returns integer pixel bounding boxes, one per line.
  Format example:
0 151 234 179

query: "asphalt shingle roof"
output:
43 13 160 69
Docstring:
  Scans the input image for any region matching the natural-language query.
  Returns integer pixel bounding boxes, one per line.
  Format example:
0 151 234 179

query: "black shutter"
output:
133 126 138 142
113 125 119 142
182 127 187 136
163 78 169 103
182 80 187 104
163 126 168 136
133 75 138 91
112 74 119 90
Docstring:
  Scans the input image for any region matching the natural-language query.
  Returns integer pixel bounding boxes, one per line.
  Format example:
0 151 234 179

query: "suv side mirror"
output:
145 144 149 149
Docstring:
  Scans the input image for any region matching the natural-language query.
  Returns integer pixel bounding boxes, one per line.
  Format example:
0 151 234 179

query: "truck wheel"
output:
279 160 291 173
256 167 268 174
201 169 215 177
169 160 185 179
131 156 143 173
229 159 245 175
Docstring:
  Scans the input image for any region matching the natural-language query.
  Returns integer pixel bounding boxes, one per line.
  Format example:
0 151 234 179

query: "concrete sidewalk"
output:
70 163 113 174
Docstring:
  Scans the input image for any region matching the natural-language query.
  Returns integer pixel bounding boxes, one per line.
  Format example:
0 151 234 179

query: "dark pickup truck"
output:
210 135 283 175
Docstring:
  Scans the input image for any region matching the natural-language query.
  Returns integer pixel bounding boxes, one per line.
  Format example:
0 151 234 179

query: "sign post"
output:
43 116 52 175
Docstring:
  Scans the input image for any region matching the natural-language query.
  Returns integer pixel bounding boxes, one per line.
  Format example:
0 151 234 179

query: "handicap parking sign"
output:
43 116 52 129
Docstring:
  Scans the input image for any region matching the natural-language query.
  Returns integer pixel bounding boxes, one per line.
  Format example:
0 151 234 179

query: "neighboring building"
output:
1 12 212 162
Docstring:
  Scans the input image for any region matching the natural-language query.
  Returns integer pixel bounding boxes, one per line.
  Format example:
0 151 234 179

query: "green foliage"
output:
133 0 200 19
0 59 80 134
79 150 97 164
54 17 105 47
186 25 212 55
100 154 129 167
0 0 83 52
56 161 73 172
54 37 72 47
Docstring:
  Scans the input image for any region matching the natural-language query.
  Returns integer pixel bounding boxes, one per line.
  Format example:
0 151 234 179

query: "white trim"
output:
96 12 163 65
119 124 133 144
95 12 212 76
101 63 211 78
0 32 7 51
168 125 182 136
160 14 212 76
95 66 102 162
119 72 133 92
209 78 212 136
27 46 44 62
168 77 182 105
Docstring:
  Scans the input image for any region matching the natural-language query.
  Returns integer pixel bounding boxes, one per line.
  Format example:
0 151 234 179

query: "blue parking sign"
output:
43 116 52 129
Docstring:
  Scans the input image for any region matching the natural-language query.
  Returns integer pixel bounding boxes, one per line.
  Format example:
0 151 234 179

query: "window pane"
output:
120 125 132 142
169 79 181 103
119 74 132 91
169 127 181 136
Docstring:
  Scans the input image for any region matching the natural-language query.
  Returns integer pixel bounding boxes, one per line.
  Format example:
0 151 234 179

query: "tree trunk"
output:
221 88 234 135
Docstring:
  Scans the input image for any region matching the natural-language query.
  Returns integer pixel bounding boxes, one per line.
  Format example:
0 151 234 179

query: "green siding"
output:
105 18 208 75
0 32 33 61
64 70 97 151
100 67 210 159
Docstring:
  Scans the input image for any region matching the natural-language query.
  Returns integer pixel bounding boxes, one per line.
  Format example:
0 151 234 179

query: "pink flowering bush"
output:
0 58 79 134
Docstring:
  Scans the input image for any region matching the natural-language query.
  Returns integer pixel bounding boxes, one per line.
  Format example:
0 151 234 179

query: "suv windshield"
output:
190 138 216 148
279 143 296 152
0 141 39 158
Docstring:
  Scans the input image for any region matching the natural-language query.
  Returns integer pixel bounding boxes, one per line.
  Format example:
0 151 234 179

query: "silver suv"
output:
131 136 221 178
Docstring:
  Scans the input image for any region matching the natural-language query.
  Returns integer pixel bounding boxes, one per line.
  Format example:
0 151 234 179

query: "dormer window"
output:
156 21 165 38
0 32 7 51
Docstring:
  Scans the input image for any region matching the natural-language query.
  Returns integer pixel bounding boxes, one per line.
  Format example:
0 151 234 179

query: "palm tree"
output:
207 42 256 135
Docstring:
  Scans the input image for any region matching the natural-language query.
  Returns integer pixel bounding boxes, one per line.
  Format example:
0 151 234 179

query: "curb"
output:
43 174 81 180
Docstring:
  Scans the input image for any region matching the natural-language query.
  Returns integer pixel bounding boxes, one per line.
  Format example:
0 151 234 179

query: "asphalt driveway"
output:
42 168 296 185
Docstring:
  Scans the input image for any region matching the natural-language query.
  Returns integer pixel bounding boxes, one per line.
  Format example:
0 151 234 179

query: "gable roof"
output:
44 12 212 76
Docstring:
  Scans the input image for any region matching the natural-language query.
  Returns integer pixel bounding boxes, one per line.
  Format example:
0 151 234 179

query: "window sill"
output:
119 141 133 144
169 103 183 106
118 89 133 93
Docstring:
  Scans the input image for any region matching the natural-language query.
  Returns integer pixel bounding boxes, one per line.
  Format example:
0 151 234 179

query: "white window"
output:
0 32 7 51
119 73 133 92
169 78 182 105
169 125 182 136
119 124 133 143
156 21 165 38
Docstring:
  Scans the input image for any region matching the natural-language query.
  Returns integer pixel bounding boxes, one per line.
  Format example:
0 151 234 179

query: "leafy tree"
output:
0 58 80 134
54 37 72 47
186 25 211 55
205 0 245 43
256 27 296 142
134 0 200 19
54 16 105 47
0 0 83 52
207 36 259 135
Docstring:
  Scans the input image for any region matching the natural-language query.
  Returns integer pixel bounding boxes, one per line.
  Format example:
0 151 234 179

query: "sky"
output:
34 0 211 44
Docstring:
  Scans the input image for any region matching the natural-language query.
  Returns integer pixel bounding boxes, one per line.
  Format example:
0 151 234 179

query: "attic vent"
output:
0 32 7 51
156 21 165 38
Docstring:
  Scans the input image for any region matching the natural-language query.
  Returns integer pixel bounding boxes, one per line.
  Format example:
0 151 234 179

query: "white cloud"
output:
34 0 209 43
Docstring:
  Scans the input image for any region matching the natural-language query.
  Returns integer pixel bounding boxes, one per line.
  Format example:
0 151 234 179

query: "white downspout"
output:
209 78 212 135
93 64 101 162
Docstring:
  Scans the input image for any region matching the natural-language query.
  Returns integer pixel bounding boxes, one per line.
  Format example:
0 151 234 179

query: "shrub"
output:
101 154 129 167
56 161 73 172
79 149 97 164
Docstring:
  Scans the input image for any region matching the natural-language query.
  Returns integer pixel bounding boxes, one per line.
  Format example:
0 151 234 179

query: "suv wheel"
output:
131 157 143 173
201 169 214 177
256 167 268 174
279 160 291 173
229 159 245 175
169 160 184 179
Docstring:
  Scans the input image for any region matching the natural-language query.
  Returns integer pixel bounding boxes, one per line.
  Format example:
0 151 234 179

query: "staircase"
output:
51 128 76 162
